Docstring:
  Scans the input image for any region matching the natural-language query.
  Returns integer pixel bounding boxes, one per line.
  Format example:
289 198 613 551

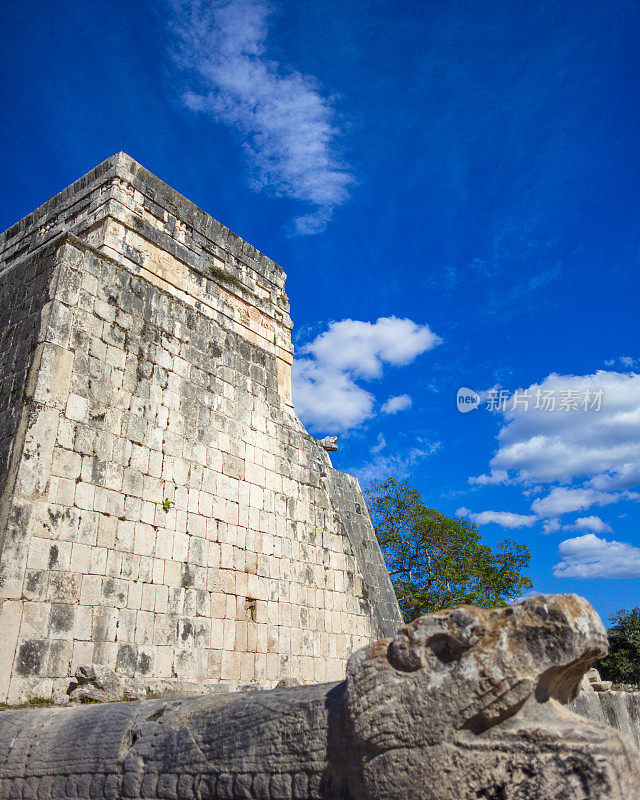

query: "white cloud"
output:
456 507 538 529
461 369 640 565
531 487 624 518
470 469 509 486
381 394 412 414
351 442 440 486
470 369 640 526
565 516 613 534
300 318 441 379
168 0 352 233
473 370 640 489
554 533 640 578
292 317 441 432
292 358 374 433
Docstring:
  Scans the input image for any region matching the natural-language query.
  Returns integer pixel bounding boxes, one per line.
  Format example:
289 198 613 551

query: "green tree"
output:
365 477 533 621
598 608 640 685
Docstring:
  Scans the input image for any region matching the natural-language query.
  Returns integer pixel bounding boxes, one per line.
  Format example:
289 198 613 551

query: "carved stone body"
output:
0 594 638 799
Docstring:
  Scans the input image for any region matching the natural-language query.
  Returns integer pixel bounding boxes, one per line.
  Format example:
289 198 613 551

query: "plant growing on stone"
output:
26 697 53 707
209 263 243 289
366 478 532 621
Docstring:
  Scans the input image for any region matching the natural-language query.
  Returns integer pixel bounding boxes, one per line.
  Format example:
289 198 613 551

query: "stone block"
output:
117 608 137 643
42 299 73 348
22 570 49 601
80 574 103 606
52 248 83 305
74 482 95 511
19 602 50 641
46 638 72 676
47 572 81 603
51 446 82 480
30 344 74 409
71 640 94 670
26 539 50 571
70 543 92 573
14 408 59 496
48 603 75 639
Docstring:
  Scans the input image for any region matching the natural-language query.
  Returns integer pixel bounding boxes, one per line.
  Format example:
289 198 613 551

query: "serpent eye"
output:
426 632 470 663
386 636 423 672
386 628 471 671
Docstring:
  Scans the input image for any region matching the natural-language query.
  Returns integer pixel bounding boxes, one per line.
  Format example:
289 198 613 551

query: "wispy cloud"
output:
381 394 412 415
554 533 640 579
167 0 352 233
370 433 386 454
605 356 640 369
292 317 441 432
542 518 561 535
456 507 538 529
351 442 441 487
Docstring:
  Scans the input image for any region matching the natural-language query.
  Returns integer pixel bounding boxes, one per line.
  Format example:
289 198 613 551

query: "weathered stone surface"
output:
0 154 402 702
570 666 640 750
572 688 640 752
344 593 640 800
0 594 637 799
0 250 55 504
67 663 146 703
577 667 614 693
68 663 124 702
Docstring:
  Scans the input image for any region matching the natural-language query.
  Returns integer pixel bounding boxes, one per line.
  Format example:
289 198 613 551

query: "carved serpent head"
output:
341 595 640 800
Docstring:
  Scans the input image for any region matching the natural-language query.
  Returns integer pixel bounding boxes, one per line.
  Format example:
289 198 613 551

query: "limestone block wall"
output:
0 154 401 703
0 249 55 501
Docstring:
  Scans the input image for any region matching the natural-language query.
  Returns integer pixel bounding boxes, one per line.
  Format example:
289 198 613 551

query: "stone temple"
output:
0 153 401 703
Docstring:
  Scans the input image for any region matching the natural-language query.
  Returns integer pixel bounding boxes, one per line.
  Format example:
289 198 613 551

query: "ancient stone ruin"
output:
3 155 640 799
1 593 639 799
570 667 640 751
0 153 401 704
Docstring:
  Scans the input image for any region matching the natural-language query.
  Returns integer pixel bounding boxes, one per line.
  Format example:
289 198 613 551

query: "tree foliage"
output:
598 608 640 685
365 478 533 621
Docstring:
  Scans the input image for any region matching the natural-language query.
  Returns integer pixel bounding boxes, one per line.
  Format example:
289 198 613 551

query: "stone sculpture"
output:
0 593 638 799
318 436 338 452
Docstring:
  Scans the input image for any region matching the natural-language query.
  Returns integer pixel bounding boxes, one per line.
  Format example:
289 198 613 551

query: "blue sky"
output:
1 0 639 624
